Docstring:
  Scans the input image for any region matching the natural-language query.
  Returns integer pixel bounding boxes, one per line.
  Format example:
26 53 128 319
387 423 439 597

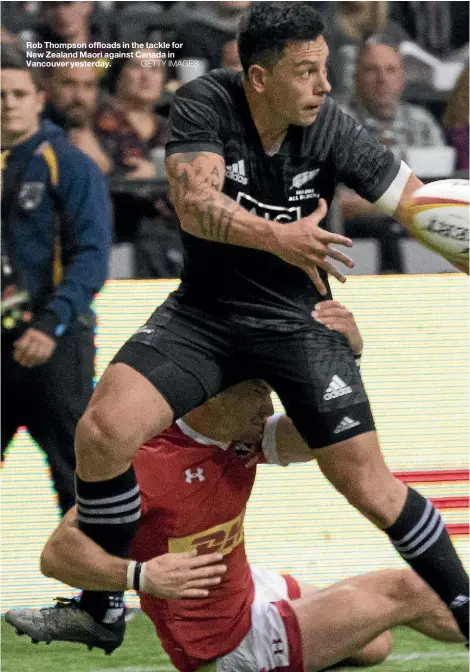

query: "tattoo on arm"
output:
166 152 241 243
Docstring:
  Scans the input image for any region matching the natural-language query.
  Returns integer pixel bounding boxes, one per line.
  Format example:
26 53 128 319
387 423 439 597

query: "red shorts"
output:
212 565 304 672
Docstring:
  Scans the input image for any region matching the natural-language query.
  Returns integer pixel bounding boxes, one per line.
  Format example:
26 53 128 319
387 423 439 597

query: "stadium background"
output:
1 274 468 612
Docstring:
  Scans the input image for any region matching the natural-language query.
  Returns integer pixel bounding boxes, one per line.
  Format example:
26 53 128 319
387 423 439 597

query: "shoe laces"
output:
50 597 80 610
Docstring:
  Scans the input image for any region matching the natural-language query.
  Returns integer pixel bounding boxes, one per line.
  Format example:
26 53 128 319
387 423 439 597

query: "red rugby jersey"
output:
130 420 260 671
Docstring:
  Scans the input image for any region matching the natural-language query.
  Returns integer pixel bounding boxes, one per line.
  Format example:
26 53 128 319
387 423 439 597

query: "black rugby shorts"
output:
111 303 251 419
241 323 375 448
113 301 375 448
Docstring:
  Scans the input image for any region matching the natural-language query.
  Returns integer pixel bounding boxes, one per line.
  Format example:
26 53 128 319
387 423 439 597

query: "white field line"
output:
90 652 469 671
389 651 468 661
91 667 173 672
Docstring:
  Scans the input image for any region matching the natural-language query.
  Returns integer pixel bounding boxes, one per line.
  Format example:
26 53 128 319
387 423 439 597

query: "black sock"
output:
386 487 469 640
76 467 141 622
79 591 125 624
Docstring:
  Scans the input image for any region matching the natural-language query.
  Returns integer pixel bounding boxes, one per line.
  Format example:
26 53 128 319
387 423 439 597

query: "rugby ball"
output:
405 179 469 265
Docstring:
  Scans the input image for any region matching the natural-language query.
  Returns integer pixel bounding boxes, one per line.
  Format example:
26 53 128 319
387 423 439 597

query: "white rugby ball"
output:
406 179 469 265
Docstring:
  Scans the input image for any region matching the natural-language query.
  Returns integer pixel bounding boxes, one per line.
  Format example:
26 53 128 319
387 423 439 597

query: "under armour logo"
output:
185 468 205 483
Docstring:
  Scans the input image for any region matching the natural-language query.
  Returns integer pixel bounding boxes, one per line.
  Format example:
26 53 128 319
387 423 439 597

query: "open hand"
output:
141 549 227 599
272 199 354 295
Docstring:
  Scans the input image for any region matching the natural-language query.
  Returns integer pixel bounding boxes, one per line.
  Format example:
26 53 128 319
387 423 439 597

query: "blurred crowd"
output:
2 0 469 276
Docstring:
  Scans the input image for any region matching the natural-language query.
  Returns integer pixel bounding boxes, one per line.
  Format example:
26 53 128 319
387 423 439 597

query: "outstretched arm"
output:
166 151 353 292
41 507 226 599
166 151 277 248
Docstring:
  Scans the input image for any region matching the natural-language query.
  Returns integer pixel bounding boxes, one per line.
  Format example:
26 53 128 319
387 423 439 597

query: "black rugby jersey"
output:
166 69 400 330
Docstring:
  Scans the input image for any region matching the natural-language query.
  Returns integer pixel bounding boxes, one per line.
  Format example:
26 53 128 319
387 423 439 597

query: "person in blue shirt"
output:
1 44 112 515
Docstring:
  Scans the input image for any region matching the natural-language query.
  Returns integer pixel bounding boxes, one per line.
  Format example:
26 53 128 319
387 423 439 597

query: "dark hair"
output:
106 51 167 95
106 56 128 95
238 2 325 75
1 44 44 90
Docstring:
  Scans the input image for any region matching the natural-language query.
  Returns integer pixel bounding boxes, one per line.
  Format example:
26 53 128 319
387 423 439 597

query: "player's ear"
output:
248 64 267 93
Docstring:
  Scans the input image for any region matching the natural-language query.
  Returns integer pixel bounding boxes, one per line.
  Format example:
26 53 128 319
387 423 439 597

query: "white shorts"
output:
214 565 303 672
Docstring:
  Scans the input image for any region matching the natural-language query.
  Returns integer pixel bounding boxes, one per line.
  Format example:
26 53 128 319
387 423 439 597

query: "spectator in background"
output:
31 2 110 77
96 50 169 179
390 1 469 60
327 1 409 103
1 25 22 48
96 50 183 278
43 61 112 173
1 45 112 515
443 67 469 171
172 1 251 72
338 41 446 273
35 2 99 52
341 42 446 153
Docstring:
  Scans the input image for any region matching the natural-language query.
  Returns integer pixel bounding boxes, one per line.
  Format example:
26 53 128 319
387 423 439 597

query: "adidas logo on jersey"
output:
323 375 352 400
333 416 360 434
226 160 248 185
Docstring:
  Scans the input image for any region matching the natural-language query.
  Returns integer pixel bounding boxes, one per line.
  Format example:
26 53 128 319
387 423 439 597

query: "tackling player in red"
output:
6 302 465 671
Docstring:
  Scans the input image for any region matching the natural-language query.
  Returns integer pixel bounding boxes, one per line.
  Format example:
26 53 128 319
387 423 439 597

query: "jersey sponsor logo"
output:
185 467 205 483
237 192 302 223
168 509 245 556
225 160 248 185
18 182 45 210
333 416 360 434
323 375 352 400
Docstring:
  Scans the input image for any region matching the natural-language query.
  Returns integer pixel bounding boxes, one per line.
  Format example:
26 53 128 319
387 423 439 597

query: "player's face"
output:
1 70 45 146
216 380 275 443
265 37 331 126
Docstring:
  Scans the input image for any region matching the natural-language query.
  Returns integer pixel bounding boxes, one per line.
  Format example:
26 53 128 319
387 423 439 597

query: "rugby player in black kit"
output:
37 2 467 650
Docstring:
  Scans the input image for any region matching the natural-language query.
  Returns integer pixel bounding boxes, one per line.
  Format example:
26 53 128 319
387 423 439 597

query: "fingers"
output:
315 228 353 249
244 455 260 468
326 247 355 268
186 551 224 568
181 549 198 559
315 198 328 220
13 329 56 367
180 588 211 598
13 342 38 367
14 343 49 367
186 576 224 588
315 320 349 335
307 266 327 296
318 260 347 285
313 304 352 320
187 564 227 581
